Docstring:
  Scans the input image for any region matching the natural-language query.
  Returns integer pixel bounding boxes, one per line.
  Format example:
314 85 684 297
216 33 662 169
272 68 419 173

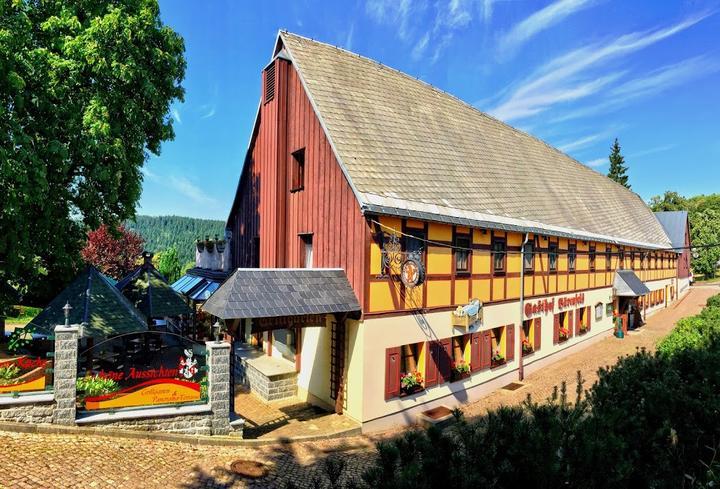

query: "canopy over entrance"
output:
613 269 651 297
29 266 148 338
201 268 361 322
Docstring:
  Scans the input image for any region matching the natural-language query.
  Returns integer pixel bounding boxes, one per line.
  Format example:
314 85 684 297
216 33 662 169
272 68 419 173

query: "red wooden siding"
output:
228 51 371 308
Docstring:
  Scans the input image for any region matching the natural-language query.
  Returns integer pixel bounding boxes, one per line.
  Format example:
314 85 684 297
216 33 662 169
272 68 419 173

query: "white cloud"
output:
557 132 606 153
412 31 431 60
487 12 714 122
345 23 355 51
498 0 596 57
141 167 158 179
584 157 607 167
171 108 181 124
366 0 416 40
611 55 720 99
200 106 216 119
628 144 676 158
168 176 220 206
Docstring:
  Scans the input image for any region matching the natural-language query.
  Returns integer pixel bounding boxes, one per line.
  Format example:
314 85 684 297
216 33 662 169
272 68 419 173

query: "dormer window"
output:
291 148 305 192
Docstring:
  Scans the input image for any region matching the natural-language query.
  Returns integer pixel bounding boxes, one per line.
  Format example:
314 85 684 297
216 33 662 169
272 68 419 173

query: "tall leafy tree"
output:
81 225 145 280
607 138 630 189
649 191 688 212
156 246 181 283
690 208 720 279
0 1 185 312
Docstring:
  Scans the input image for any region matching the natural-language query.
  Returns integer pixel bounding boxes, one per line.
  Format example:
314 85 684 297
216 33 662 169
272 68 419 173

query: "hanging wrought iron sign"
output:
400 256 425 288
378 233 425 286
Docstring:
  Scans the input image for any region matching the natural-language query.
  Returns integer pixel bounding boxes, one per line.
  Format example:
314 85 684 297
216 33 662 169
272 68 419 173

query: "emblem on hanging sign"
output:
400 256 425 288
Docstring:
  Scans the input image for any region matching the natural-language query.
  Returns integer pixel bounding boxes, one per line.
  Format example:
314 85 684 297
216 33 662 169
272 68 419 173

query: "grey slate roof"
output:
613 270 651 297
273 32 671 249
201 269 361 320
29 267 148 338
654 211 689 251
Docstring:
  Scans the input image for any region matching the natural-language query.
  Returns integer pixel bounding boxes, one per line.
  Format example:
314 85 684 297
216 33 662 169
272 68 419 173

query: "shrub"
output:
76 375 119 398
706 294 720 309
657 294 720 357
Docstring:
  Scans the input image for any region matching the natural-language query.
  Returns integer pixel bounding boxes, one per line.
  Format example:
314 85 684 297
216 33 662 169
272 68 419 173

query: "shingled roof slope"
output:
202 269 361 320
277 32 671 249
29 267 148 338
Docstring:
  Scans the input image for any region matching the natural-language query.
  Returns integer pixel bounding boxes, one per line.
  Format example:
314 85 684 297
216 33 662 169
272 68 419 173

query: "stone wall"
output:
0 328 239 437
0 400 54 424
246 362 297 402
80 413 214 435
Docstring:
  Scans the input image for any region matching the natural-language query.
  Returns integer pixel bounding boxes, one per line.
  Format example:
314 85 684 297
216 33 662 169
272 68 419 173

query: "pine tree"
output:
607 138 630 189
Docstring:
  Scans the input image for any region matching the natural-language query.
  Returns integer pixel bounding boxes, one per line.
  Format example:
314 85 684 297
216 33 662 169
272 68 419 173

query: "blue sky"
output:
140 0 720 221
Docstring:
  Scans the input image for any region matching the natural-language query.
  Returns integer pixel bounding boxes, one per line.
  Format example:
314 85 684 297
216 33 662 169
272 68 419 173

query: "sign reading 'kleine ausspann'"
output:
524 293 585 318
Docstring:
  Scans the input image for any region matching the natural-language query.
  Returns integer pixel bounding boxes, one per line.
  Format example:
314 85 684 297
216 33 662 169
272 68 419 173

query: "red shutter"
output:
385 347 401 400
534 317 542 351
576 308 582 336
425 341 439 388
439 338 453 383
506 324 515 361
587 306 592 331
481 331 492 369
470 333 481 373
567 310 574 338
553 314 560 344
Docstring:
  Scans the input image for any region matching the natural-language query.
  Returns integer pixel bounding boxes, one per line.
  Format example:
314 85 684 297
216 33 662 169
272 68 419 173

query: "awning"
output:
201 268 362 321
613 270 651 297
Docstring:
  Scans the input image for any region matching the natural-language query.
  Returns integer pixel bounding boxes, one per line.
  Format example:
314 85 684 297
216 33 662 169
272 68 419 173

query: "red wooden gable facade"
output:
227 47 371 309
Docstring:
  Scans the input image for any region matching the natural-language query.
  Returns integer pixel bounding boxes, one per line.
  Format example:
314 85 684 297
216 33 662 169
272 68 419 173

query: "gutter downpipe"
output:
519 232 530 381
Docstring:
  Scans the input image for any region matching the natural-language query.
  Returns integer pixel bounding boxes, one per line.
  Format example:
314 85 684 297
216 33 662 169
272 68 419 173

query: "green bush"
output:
76 375 119 398
657 293 720 357
706 294 720 309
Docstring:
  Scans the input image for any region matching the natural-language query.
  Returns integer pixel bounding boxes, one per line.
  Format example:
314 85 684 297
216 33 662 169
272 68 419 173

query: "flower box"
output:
451 370 471 382
401 384 424 396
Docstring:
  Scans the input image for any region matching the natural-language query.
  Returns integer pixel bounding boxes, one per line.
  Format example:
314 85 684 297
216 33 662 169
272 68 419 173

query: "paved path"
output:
0 286 716 489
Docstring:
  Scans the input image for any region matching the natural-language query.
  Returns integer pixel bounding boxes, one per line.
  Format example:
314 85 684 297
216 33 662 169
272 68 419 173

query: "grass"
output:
4 305 41 327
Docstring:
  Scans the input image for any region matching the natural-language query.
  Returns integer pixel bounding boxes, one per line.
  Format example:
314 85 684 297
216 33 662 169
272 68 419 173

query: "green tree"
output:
156 247 181 283
690 208 720 279
607 138 630 189
649 191 688 212
0 1 185 313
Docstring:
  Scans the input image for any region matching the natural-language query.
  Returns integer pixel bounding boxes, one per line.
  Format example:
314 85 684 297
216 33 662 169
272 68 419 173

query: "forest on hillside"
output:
126 215 225 264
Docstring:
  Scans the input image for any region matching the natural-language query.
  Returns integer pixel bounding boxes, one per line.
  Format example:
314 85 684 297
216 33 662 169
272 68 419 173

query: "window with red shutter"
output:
553 314 560 344
481 331 492 369
439 338 453 383
587 306 592 331
385 347 401 400
425 341 439 388
470 333 481 372
534 317 542 351
567 310 574 338
506 324 515 362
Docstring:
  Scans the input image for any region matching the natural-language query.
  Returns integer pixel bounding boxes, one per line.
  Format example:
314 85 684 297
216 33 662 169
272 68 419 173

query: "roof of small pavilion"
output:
116 253 192 319
202 268 361 320
28 266 148 338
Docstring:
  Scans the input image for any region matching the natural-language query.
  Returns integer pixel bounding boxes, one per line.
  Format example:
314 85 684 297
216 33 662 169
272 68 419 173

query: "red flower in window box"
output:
491 350 506 368
558 327 570 342
451 360 471 381
521 339 534 355
400 371 424 395
578 323 588 334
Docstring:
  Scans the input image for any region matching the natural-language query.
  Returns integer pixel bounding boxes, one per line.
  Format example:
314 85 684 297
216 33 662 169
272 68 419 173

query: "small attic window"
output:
290 148 305 192
264 62 276 104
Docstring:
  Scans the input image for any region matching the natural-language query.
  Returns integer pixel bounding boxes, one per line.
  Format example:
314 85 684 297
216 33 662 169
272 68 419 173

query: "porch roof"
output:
613 269 651 297
201 268 361 320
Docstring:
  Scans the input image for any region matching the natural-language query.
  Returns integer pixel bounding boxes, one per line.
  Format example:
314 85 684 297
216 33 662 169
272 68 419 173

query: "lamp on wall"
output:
212 321 223 343
63 301 72 327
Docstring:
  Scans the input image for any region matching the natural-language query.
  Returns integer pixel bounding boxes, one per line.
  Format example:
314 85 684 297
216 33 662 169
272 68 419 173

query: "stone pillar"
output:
206 341 231 435
53 325 79 426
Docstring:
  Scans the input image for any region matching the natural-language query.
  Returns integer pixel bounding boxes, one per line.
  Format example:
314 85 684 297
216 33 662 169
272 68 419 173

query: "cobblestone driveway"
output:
0 286 716 489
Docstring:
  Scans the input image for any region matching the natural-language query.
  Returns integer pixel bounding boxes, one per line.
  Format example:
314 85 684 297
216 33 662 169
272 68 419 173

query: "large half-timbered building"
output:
205 32 683 432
